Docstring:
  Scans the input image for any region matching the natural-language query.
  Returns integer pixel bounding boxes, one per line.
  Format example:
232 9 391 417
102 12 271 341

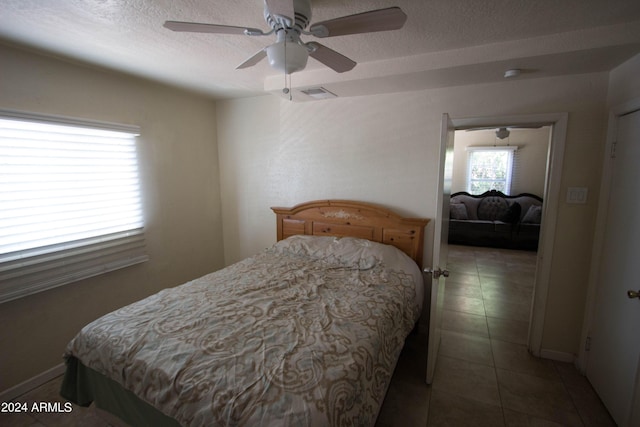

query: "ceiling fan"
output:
467 125 543 140
163 0 407 75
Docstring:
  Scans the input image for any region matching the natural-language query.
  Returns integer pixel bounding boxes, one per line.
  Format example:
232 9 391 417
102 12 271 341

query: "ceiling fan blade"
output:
236 48 268 69
309 7 407 38
307 42 356 73
163 21 265 36
264 0 295 22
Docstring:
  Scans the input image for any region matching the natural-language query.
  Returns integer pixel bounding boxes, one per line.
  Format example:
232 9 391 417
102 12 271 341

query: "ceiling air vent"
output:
300 87 337 99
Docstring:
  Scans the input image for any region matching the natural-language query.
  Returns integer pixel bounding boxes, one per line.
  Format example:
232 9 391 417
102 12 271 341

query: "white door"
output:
587 108 640 426
426 113 455 383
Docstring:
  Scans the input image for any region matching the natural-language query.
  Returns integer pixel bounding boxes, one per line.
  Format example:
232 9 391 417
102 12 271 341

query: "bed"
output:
61 200 430 426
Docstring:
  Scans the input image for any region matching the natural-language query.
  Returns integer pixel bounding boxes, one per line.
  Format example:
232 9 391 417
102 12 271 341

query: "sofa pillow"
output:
522 205 542 224
499 202 521 224
450 203 468 220
477 196 509 221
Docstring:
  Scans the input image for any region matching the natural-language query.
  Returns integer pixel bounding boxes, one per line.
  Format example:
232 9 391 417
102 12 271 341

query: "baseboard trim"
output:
540 349 575 363
0 363 65 402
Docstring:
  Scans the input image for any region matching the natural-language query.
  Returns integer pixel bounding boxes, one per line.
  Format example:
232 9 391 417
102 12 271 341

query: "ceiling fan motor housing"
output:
264 0 312 32
263 0 313 74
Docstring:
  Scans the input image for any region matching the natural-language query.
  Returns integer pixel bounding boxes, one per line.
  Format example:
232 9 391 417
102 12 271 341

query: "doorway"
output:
443 113 568 356
421 112 618 424
446 125 551 340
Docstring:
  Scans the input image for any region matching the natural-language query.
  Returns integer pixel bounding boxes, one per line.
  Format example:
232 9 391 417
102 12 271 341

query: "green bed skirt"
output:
60 357 181 427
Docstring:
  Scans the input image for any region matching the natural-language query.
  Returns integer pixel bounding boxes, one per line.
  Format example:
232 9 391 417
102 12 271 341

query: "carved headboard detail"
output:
271 200 430 268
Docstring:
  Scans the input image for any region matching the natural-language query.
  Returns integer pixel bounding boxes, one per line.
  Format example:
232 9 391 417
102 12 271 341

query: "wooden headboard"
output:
271 200 430 268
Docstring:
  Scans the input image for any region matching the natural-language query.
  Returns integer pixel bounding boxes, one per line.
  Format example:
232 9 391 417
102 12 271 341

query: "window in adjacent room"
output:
0 111 148 303
466 146 518 194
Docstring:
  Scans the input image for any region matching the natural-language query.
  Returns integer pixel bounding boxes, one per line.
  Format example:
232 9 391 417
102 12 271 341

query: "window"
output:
466 146 517 194
0 111 147 303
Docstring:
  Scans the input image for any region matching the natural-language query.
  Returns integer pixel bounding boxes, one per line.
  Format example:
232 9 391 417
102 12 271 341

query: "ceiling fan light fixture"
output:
495 127 511 139
266 40 309 74
504 68 521 78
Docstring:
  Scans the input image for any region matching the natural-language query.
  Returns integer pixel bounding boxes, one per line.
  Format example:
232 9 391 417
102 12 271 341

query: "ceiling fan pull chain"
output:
280 34 292 101
282 72 292 101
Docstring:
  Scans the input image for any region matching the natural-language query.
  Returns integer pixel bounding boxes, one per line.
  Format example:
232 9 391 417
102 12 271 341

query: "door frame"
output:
426 113 455 384
449 112 568 357
580 96 640 372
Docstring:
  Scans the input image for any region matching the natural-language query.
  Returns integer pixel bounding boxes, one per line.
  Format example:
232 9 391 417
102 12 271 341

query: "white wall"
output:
216 95 280 265
217 91 441 265
217 73 609 357
0 43 225 391
607 53 640 107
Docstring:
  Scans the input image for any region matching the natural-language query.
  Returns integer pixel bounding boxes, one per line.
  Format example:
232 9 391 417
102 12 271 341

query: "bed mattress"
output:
62 236 423 426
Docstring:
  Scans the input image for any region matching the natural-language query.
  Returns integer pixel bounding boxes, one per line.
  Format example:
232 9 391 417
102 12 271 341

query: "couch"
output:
448 190 543 251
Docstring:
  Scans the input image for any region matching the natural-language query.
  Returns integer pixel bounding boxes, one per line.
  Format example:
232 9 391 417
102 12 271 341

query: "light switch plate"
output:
567 187 588 204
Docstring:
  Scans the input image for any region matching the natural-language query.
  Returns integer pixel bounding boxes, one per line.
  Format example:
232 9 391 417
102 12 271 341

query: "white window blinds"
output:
0 111 148 303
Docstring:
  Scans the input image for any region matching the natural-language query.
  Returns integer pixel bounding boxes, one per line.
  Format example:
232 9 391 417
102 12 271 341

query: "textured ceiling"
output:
1 0 640 100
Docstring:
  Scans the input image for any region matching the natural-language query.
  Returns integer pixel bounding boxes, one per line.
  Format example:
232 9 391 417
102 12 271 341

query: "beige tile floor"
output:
0 245 615 426
377 244 616 426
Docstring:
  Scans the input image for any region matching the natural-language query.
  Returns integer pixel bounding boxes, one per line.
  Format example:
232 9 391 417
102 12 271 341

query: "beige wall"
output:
4 46 635 393
607 53 640 107
0 44 225 391
451 127 550 196
216 95 280 265
217 73 609 357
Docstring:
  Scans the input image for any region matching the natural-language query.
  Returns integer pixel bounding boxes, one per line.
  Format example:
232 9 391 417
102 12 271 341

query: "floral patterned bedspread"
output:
64 236 423 426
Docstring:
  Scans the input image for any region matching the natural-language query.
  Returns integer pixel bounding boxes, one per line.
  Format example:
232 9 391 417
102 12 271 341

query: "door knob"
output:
628 290 640 299
424 268 450 279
